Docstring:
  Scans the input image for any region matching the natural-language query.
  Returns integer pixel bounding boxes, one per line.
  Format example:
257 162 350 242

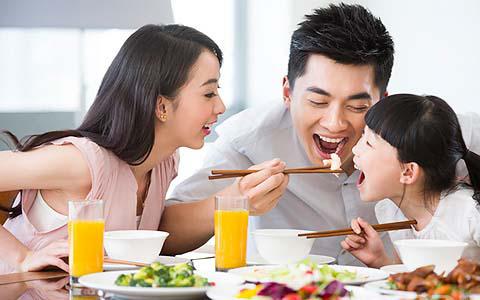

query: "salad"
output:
234 261 356 300
114 262 209 288
236 280 348 300
237 261 357 290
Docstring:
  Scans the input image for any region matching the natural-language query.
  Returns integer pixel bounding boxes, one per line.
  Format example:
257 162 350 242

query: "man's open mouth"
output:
313 134 348 155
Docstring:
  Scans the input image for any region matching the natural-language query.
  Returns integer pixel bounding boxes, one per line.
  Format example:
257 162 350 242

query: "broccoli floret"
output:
168 276 195 287
193 274 208 287
114 274 133 286
135 278 154 287
133 266 154 280
169 263 193 279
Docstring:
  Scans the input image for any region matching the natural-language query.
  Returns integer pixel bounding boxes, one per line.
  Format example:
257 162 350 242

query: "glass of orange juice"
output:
214 195 249 271
68 199 104 286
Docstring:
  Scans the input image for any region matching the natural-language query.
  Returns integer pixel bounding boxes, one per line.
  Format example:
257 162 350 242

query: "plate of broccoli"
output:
78 262 243 299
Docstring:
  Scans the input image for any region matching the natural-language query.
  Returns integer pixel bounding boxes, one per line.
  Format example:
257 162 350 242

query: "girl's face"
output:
163 50 226 149
352 127 405 202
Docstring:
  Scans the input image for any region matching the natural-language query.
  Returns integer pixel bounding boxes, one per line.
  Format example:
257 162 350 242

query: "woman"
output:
0 24 288 273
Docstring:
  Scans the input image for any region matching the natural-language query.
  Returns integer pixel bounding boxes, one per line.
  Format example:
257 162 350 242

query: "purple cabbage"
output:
318 280 348 298
257 282 295 300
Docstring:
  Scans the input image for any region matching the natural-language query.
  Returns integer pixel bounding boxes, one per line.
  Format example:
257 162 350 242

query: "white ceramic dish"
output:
228 264 388 285
78 270 243 300
247 254 335 265
253 229 315 264
394 239 467 273
104 230 169 264
379 264 408 274
103 256 191 271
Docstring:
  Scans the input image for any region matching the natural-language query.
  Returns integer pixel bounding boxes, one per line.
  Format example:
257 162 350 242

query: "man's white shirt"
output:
169 101 480 266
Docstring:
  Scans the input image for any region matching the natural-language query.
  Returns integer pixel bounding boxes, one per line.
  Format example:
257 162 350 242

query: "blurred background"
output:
1 0 479 191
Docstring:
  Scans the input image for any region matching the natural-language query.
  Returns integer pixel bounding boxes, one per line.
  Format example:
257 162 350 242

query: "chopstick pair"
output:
208 166 343 180
208 153 354 180
104 257 149 267
298 220 417 239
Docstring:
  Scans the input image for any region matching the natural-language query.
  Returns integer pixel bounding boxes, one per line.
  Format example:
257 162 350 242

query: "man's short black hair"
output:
287 3 394 94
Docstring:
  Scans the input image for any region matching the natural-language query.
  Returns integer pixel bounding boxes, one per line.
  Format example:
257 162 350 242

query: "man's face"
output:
284 54 381 168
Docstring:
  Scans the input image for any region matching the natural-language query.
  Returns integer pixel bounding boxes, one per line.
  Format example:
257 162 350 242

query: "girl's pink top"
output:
1 137 178 273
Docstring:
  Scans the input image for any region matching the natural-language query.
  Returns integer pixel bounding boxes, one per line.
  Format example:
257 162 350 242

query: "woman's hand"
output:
219 159 289 215
19 240 69 273
340 217 390 268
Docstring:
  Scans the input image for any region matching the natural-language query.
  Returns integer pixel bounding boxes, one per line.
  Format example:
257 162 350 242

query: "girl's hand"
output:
219 159 289 215
340 217 389 268
19 240 69 273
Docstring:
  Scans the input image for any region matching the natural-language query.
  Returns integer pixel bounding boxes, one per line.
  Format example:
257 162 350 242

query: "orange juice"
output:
68 220 104 277
214 209 249 270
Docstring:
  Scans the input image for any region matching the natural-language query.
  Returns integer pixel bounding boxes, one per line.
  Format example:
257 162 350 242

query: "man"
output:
167 3 480 265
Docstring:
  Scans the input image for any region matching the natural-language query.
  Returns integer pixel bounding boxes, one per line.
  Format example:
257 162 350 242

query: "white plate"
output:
247 254 336 265
103 256 191 271
379 264 408 274
207 284 389 300
228 264 388 285
363 280 421 299
365 280 480 299
78 270 243 299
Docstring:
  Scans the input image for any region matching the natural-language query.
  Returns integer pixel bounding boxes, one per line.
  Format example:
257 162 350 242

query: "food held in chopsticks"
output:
322 153 342 170
115 262 209 288
387 259 480 297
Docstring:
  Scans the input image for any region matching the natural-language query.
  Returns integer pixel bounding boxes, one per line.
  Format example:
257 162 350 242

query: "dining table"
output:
0 248 217 300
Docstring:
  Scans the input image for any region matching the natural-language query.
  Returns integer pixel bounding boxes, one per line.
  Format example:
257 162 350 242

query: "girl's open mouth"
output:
357 171 365 187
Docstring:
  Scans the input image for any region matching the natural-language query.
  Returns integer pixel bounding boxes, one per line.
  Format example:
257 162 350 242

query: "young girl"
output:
0 24 288 274
341 94 480 268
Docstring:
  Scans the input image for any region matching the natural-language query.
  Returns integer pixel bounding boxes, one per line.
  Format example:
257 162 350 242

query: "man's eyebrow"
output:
306 87 330 96
201 78 218 87
347 92 371 100
305 87 371 101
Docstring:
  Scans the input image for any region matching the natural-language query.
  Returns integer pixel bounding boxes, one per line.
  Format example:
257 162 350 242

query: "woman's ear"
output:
399 162 421 185
155 96 168 122
282 76 292 109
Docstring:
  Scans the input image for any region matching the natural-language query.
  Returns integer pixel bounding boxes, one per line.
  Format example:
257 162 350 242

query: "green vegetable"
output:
114 262 208 288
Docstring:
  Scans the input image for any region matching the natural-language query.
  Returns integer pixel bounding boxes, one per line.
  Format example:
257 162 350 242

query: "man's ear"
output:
282 76 292 109
399 162 420 185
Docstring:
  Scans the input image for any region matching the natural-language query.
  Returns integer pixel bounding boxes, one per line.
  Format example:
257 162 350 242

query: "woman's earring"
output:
160 104 167 122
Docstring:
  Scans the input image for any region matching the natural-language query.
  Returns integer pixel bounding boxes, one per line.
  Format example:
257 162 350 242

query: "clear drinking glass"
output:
214 195 249 271
68 199 104 286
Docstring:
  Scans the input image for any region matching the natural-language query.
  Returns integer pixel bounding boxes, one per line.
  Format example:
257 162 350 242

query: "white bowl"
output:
253 229 314 264
394 239 467 273
104 230 169 263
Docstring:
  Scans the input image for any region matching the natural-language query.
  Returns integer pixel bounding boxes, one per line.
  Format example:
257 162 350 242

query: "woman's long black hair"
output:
365 93 480 207
2 24 223 218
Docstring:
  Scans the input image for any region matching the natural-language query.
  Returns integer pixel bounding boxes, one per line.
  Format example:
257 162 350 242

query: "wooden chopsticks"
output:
209 166 343 180
104 257 148 267
298 220 417 239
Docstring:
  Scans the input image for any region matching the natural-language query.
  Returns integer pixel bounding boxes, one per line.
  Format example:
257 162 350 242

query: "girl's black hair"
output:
2 24 223 218
365 93 480 206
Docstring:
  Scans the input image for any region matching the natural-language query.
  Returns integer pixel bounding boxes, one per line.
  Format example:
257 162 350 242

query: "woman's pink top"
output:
1 137 178 273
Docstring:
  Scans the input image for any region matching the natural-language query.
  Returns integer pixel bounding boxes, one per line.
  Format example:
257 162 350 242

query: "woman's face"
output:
163 50 225 149
352 127 404 202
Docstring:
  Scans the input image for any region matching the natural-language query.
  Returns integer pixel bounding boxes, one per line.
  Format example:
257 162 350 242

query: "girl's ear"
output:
400 162 421 185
